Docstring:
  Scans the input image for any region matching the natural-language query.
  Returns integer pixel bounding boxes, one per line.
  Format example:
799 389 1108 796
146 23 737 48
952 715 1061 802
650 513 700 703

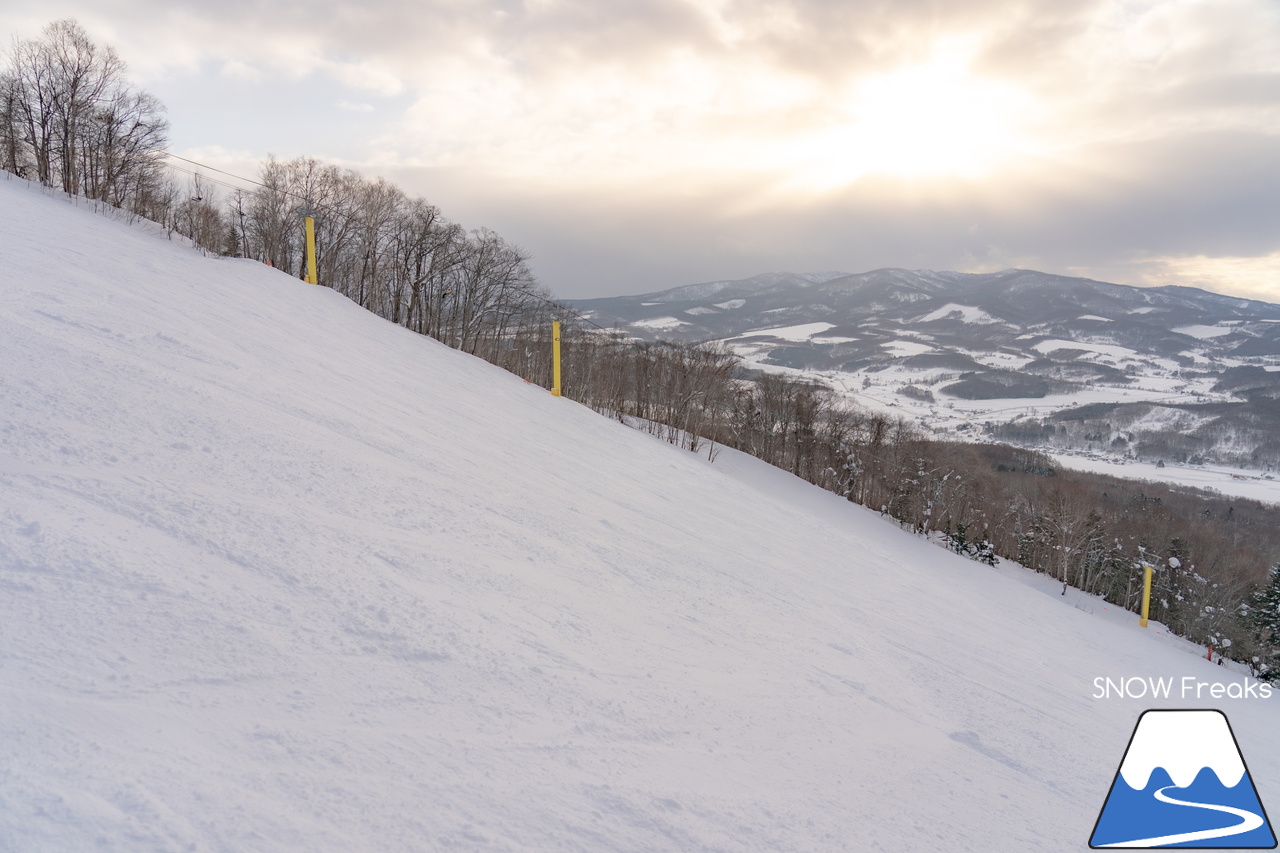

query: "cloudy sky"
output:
4 0 1280 300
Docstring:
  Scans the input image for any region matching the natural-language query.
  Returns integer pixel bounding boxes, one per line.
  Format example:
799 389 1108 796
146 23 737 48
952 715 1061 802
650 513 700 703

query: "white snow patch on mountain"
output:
1127 406 1215 433
1033 339 1139 359
1048 453 1280 504
959 349 1037 370
738 322 836 341
883 339 935 357
633 315 688 330
917 303 1001 325
1174 324 1237 339
714 299 746 310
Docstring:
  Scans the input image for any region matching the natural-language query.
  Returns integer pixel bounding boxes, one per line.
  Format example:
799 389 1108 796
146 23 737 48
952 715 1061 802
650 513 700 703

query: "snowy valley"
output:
573 270 1280 499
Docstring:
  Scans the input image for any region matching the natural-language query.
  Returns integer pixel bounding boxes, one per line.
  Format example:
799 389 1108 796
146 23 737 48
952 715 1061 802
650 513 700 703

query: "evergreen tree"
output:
1249 564 1280 682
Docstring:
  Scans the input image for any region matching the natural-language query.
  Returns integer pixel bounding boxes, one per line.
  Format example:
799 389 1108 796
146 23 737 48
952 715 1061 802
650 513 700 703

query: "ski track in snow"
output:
1 177 1279 852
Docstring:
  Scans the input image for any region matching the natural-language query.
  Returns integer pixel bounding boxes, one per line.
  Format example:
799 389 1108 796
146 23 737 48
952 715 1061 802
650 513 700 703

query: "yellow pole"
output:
551 320 562 397
304 215 317 285
1139 562 1153 627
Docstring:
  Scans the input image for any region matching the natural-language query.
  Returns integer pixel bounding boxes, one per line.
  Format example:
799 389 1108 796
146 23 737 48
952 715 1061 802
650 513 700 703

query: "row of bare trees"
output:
1 21 552 365
1 19 170 216
214 155 554 362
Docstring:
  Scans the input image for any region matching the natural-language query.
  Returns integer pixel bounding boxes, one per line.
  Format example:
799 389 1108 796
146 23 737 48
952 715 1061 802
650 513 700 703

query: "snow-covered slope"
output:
1 176 1277 852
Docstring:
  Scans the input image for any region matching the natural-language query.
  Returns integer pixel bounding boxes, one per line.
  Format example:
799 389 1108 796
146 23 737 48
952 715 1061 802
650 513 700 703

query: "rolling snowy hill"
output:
2 176 1277 852
572 270 1280 477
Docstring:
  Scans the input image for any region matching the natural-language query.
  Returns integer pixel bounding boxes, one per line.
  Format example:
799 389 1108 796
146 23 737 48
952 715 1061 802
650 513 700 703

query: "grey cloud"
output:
43 0 1280 118
106 0 1086 87
1033 132 1280 260
385 123 1280 298
7 0 1280 301
1154 73 1280 112
974 8 1106 77
719 0 1103 77
491 0 719 70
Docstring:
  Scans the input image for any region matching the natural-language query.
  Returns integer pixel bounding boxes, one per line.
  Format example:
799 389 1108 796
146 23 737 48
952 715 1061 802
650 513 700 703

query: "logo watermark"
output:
1092 676 1274 701
1090 709 1276 848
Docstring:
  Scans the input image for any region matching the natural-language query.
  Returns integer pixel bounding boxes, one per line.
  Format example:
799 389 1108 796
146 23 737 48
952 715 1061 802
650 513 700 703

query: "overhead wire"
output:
159 150 615 331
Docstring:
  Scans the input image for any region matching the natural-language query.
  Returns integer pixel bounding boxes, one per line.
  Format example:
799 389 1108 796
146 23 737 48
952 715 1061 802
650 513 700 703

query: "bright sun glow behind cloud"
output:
784 53 1036 190
386 41 1042 200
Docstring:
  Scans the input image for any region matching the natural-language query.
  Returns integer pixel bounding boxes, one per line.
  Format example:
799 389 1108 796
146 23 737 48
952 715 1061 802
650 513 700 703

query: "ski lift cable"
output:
161 152 608 328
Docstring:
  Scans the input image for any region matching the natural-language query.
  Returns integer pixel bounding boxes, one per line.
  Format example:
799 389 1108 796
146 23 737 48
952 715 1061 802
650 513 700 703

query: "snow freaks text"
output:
1092 676 1274 700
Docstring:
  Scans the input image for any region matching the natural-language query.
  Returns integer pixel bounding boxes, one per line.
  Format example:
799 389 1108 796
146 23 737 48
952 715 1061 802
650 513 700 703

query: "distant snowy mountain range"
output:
572 269 1280 470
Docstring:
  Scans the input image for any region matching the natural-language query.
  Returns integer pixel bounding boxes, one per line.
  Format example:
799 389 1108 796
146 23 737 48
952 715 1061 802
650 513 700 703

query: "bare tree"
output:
1 19 168 213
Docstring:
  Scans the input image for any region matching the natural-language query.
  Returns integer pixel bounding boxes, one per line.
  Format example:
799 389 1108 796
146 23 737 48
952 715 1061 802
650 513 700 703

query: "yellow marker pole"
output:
1139 562 1153 627
551 320 562 397
304 215 318 285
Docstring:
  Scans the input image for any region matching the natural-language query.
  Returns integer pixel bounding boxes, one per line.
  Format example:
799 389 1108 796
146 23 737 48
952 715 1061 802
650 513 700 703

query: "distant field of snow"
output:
957 348 1037 370
1033 339 1139 359
3 177 1279 853
738 321 836 341
917 303 1000 324
632 315 688 330
882 339 935 356
831 368 1227 441
1174 324 1236 339
1047 453 1280 505
714 299 746 310
714 315 1240 458
684 306 717 315
1124 406 1213 433
1078 315 1111 322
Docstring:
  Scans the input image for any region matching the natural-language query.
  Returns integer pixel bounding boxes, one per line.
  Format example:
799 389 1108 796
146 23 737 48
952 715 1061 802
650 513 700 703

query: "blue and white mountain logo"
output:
1090 709 1276 848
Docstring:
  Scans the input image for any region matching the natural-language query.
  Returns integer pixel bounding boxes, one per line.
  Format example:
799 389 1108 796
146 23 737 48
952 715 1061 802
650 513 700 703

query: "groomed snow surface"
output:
2 176 1278 852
